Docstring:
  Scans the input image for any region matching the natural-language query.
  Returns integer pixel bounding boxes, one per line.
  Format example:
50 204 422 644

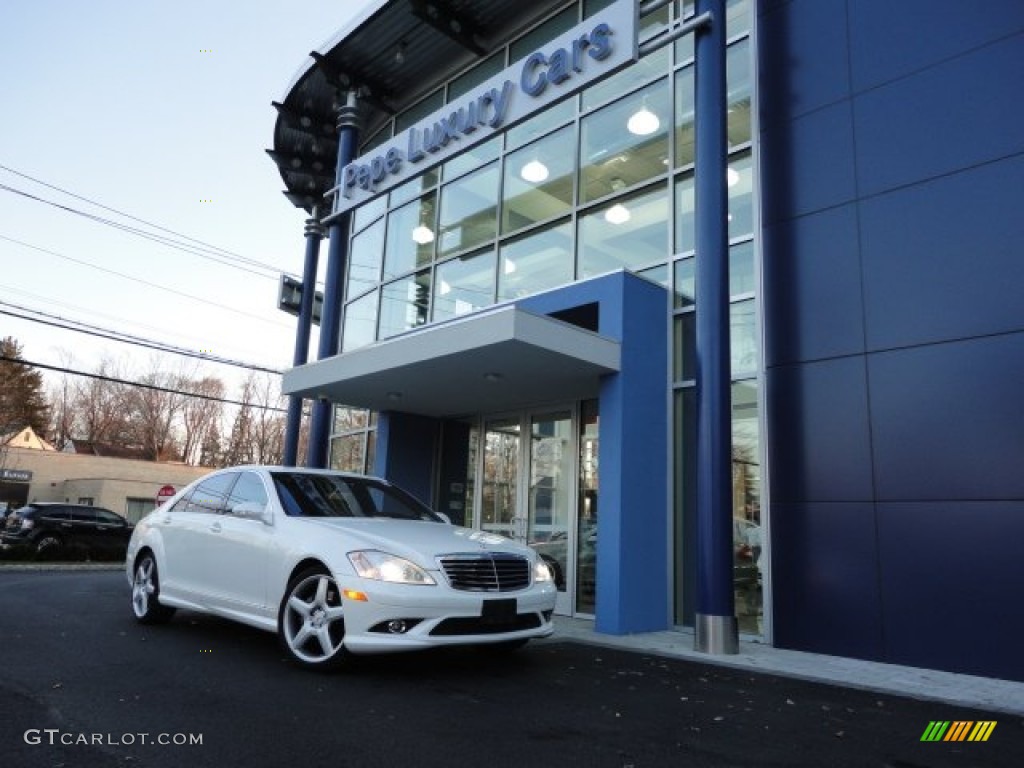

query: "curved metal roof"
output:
270 0 568 212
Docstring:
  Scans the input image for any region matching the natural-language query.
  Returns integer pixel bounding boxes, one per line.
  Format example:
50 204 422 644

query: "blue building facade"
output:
273 0 1024 682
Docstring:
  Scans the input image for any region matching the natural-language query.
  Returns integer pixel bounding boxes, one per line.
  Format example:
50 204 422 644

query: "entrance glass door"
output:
481 418 520 539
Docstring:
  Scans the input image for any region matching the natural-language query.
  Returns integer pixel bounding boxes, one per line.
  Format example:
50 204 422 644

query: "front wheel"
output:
278 567 347 670
131 553 176 624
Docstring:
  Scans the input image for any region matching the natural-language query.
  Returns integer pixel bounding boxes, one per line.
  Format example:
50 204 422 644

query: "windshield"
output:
270 473 442 522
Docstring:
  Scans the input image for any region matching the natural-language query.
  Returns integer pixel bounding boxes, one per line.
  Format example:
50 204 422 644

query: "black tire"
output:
277 566 348 671
131 553 176 624
34 534 63 558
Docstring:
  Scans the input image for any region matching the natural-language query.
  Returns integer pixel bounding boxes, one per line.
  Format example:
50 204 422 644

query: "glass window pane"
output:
379 271 431 339
730 240 755 297
675 1 696 63
675 65 695 168
330 434 365 473
333 406 368 433
505 99 575 152
727 39 752 148
675 171 695 255
342 290 378 352
433 249 497 321
353 194 387 234
384 193 436 279
673 312 696 382
730 298 757 375
580 79 670 203
727 0 752 40
673 385 697 624
389 169 439 207
360 123 392 155
442 136 501 182
395 88 444 133
637 262 669 287
510 5 579 62
732 377 762 634
365 429 377 473
674 256 695 308
582 47 670 113
503 124 575 235
728 152 753 239
448 51 505 101
579 183 669 278
347 217 384 300
438 162 499 257
498 221 573 301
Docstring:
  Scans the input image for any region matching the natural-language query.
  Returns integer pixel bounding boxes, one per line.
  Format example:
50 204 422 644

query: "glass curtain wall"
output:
332 0 761 634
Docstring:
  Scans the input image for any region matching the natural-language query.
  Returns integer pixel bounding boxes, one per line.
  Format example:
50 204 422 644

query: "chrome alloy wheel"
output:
281 571 346 665
132 557 157 618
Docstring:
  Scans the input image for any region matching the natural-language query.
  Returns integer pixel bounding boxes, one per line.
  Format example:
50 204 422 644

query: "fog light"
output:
387 620 408 634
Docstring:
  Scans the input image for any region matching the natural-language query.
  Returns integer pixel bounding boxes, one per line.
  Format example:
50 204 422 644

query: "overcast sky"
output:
0 0 378 396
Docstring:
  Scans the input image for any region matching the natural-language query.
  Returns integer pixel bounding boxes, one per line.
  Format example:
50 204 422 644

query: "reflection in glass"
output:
433 249 496 321
498 221 573 300
675 172 695 255
333 406 368 433
579 184 669 277
330 434 365 473
347 218 384 300
730 299 757 375
505 99 575 152
730 240 755 297
448 51 504 101
673 312 696 382
503 125 575 235
727 39 752 148
378 271 431 339
389 169 439 208
576 399 599 615
582 47 670 112
482 418 519 537
352 194 387 234
384 194 436 279
580 79 670 203
442 136 501 182
673 387 697 624
674 256 695 308
438 163 499 257
341 290 378 352
728 153 754 239
675 65 695 167
731 379 761 635
637 262 669 288
395 88 444 133
528 413 573 595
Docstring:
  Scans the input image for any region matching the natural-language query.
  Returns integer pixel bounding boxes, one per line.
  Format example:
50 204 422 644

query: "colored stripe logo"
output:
921 721 996 742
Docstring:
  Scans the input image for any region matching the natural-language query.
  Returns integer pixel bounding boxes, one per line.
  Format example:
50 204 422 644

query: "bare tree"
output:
69 357 128 445
221 373 286 467
179 377 224 466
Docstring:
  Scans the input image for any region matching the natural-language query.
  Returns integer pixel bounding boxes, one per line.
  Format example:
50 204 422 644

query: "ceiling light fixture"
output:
627 98 660 136
520 158 549 183
411 225 435 244
727 167 740 187
604 203 631 225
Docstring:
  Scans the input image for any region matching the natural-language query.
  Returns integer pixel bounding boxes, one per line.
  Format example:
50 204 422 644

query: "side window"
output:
186 473 239 515
94 509 125 526
169 490 194 513
43 506 70 522
226 472 269 512
70 508 98 523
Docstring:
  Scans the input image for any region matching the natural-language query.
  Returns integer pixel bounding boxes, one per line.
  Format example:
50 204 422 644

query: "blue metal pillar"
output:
694 0 737 653
283 208 324 466
307 91 359 468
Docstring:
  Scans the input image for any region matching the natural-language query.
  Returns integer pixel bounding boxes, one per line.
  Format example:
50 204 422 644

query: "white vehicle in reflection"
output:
126 467 556 669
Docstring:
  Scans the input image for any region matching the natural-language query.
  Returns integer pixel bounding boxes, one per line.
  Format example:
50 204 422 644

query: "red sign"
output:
156 485 176 506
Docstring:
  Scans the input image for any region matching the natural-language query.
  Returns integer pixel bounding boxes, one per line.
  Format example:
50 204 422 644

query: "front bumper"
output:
337 578 557 653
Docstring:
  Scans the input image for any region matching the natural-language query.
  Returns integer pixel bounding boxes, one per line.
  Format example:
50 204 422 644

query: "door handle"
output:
161 516 172 524
209 522 222 533
60 523 72 528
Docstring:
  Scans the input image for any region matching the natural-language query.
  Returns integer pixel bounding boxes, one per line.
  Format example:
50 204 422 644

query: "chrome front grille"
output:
438 553 530 592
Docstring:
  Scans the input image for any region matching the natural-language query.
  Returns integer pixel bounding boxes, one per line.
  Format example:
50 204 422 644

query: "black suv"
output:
1 503 133 557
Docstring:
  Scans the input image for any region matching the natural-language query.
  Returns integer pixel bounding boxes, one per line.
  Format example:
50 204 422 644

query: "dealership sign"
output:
329 0 638 216
1 468 32 482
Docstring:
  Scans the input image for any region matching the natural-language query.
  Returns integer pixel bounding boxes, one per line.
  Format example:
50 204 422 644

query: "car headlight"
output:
533 558 554 583
347 550 436 585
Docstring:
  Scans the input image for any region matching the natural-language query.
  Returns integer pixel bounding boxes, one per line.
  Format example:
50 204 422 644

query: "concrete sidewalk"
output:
549 616 1024 716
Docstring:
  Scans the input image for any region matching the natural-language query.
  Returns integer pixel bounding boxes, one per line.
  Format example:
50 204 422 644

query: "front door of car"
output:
198 471 271 614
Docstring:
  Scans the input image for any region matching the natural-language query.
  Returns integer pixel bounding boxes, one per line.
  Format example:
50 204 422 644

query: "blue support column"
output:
283 209 324 466
307 91 360 468
694 0 738 653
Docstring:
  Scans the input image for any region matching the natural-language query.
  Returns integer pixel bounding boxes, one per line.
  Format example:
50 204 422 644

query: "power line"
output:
0 300 283 375
0 354 288 414
0 233 293 329
0 163 296 278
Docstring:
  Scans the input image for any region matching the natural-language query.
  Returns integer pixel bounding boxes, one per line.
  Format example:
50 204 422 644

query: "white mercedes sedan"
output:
126 466 556 669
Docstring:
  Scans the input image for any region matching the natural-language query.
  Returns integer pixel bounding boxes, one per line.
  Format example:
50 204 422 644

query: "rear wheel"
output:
131 553 176 624
278 567 347 670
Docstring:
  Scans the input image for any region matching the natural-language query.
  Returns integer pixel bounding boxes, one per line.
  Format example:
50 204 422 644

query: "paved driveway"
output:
0 571 1019 767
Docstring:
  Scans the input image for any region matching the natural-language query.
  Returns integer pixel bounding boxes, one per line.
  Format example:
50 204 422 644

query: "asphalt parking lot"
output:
1 570 1020 768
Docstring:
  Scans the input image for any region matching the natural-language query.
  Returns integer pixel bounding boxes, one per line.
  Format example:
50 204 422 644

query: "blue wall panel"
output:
877 501 1024 682
853 33 1024 198
860 154 1024 351
848 0 1024 93
763 204 865 366
767 356 874 503
373 412 438 506
868 333 1024 502
771 502 884 660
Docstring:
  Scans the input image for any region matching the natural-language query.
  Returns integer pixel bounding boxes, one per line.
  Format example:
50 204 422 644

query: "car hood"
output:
292 518 535 569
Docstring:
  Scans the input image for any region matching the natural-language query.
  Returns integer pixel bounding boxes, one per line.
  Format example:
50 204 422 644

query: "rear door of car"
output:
68 507 100 550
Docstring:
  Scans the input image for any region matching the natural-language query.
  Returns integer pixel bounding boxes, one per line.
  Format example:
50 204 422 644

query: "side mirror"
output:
231 501 273 525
